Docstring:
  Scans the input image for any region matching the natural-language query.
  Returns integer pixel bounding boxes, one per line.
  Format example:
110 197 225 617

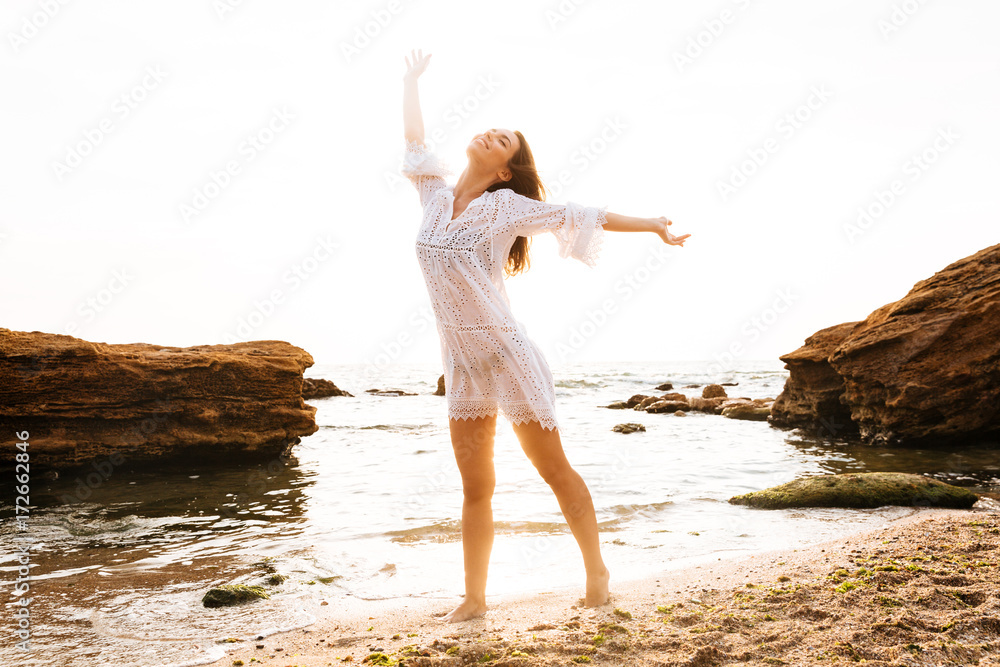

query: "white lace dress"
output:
401 140 607 431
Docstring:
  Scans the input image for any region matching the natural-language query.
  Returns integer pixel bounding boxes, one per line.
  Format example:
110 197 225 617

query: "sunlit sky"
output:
3 0 998 372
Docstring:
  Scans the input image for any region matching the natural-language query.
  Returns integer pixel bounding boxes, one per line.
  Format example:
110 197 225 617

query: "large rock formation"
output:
771 244 1000 446
0 329 318 470
770 321 861 436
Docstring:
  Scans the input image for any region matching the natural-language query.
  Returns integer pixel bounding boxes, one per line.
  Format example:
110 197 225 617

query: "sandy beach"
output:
205 506 1000 666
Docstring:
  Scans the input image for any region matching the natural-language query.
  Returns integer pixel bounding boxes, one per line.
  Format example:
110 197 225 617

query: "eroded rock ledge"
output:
771 243 1000 446
0 329 318 470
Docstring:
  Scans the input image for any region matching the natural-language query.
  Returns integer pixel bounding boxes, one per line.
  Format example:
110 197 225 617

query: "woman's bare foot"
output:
584 567 611 607
437 597 488 622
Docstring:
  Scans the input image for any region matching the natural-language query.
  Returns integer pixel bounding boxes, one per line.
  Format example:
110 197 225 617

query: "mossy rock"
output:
202 584 271 608
728 472 978 509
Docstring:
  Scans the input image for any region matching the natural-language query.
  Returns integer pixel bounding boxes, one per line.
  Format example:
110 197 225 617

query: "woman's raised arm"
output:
403 49 431 145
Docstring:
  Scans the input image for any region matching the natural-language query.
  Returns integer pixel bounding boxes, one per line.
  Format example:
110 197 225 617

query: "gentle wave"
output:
359 423 434 431
554 379 604 388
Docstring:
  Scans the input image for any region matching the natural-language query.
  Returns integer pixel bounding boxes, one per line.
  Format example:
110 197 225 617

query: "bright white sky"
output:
3 0 997 372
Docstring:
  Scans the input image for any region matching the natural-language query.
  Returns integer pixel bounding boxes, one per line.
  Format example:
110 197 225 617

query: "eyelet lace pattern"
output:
401 140 607 432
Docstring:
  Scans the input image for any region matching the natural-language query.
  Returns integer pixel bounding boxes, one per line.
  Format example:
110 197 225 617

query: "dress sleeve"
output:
497 189 607 268
401 139 451 208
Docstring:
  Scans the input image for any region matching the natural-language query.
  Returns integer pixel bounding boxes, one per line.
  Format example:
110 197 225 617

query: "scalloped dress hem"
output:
447 398 559 432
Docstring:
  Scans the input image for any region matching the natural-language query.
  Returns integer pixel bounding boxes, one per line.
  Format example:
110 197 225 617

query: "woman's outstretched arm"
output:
603 212 691 246
403 49 431 145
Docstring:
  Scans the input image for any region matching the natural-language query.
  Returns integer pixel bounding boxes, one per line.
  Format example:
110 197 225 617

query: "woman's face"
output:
468 128 520 182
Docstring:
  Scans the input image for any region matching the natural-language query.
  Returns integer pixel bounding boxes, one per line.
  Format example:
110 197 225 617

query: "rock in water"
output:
771 243 1000 446
0 329 318 471
722 404 771 421
202 584 271 608
702 384 727 399
728 472 979 509
302 377 351 399
612 423 646 434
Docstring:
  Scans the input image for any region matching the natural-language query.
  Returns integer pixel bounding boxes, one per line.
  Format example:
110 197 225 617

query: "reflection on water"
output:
1 360 997 666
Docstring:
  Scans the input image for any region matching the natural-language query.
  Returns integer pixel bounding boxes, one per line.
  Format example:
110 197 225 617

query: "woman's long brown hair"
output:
485 130 546 278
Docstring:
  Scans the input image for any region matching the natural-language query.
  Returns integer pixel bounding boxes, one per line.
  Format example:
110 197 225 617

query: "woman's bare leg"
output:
511 419 610 606
440 413 497 622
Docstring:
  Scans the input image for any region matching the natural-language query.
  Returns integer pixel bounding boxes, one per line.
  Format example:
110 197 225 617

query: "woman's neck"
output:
453 163 498 202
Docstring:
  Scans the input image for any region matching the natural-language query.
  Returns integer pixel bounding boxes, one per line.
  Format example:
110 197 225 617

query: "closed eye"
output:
489 128 509 149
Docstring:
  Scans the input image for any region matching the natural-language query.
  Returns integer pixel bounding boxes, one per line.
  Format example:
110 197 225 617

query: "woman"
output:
401 49 690 623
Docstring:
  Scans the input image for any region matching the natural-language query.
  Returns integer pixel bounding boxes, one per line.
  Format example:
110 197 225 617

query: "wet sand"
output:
206 507 1000 666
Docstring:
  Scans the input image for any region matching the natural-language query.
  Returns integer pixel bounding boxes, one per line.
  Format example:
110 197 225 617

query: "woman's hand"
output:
403 49 431 144
653 216 690 246
403 48 432 82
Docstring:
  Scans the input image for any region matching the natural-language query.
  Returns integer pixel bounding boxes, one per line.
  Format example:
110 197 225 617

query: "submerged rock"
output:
728 472 979 509
202 584 271 608
365 388 418 396
0 329 318 471
612 422 646 434
434 374 445 396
